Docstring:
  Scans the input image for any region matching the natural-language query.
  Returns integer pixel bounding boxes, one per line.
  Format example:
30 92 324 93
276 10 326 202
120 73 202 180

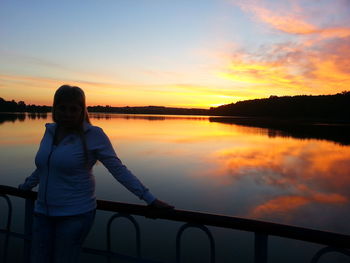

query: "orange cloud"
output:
318 27 350 39
223 0 350 96
219 53 305 90
220 37 350 95
237 1 317 35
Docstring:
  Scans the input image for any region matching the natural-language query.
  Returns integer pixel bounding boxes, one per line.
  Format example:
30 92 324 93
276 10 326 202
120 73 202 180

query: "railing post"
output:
23 198 34 263
255 232 268 263
176 223 215 263
0 195 12 263
106 213 141 262
310 247 350 263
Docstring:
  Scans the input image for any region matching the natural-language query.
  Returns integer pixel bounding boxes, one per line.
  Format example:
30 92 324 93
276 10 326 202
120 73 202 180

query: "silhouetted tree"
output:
210 91 350 121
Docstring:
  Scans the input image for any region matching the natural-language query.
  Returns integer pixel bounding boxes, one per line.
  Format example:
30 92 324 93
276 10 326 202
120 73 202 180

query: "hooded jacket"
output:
19 123 156 216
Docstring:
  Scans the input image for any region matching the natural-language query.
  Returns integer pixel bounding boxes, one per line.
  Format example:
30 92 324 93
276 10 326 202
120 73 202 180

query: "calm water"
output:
1 113 350 263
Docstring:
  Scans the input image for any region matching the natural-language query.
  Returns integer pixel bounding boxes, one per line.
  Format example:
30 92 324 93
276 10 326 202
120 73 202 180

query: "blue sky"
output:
1 0 349 107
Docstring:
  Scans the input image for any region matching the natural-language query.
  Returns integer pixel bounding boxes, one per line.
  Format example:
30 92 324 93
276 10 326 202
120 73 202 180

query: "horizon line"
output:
1 90 349 110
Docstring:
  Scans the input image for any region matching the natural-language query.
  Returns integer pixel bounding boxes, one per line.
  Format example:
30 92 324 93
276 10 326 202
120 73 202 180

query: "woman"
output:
19 85 173 263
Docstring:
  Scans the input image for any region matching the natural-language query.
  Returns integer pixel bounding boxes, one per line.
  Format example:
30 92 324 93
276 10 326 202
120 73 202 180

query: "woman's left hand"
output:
149 199 174 209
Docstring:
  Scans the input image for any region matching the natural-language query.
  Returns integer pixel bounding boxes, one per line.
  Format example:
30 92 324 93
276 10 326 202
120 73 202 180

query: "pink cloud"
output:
237 0 317 35
220 36 350 94
236 0 350 39
221 0 350 95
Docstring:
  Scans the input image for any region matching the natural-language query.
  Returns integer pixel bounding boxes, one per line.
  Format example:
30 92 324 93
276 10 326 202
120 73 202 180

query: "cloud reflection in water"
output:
203 138 350 225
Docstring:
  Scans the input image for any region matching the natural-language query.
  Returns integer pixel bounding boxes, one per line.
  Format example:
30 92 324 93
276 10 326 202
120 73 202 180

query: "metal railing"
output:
1 184 350 263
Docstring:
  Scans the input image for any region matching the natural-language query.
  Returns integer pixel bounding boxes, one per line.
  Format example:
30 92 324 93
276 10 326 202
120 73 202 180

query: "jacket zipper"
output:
44 147 54 216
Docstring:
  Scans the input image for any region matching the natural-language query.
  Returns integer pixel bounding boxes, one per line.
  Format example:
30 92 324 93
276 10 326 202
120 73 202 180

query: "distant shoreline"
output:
1 91 349 123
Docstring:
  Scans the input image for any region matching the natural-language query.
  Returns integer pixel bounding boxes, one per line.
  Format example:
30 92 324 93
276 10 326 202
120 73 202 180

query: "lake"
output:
1 112 350 263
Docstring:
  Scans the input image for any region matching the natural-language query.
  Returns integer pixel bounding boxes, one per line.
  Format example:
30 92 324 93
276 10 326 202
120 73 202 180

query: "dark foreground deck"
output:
1 184 350 263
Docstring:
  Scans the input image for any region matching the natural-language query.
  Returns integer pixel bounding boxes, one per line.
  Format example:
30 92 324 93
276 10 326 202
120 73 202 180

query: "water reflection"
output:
209 116 350 145
27 112 48 120
2 112 349 146
1 113 350 226
89 113 209 121
1 112 350 262
0 113 26 124
0 112 48 124
200 137 350 228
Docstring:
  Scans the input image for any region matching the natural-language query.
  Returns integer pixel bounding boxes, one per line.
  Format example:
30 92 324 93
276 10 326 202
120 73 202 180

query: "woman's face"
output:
55 100 83 128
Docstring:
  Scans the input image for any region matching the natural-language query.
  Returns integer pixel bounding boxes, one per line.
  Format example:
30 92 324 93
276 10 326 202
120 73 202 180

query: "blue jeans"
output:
30 210 96 263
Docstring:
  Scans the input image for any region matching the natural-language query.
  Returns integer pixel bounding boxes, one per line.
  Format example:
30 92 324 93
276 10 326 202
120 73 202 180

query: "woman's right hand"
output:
18 183 29 191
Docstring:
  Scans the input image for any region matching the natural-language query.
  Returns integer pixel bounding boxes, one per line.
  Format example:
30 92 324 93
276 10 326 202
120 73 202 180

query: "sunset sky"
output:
1 0 349 108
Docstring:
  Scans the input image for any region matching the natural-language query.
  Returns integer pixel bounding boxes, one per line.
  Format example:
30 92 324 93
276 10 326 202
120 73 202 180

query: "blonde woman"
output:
19 85 173 263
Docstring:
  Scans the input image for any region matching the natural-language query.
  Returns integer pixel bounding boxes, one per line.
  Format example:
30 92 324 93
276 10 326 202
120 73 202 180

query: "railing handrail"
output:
1 184 350 249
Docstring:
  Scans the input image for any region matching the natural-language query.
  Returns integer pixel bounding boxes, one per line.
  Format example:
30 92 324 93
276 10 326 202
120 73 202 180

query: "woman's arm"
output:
93 128 173 209
93 127 157 204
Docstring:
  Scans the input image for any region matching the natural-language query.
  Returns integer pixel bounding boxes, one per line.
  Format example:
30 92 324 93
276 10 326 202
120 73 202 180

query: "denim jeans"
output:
30 210 96 263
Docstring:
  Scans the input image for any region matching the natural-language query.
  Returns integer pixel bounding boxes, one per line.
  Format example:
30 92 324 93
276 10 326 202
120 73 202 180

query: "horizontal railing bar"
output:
0 185 37 199
0 229 30 240
1 185 350 249
81 247 163 263
97 199 350 249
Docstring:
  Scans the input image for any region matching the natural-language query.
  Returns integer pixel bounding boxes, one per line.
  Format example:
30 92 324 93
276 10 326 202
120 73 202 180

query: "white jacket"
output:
20 122 156 216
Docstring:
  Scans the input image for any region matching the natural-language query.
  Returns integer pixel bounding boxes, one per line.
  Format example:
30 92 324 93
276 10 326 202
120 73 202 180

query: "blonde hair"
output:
53 85 91 166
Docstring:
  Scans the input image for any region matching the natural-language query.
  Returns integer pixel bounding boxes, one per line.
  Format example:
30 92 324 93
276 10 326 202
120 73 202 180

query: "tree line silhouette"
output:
1 91 350 121
209 91 350 121
0 97 208 115
87 105 208 115
0 98 51 113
